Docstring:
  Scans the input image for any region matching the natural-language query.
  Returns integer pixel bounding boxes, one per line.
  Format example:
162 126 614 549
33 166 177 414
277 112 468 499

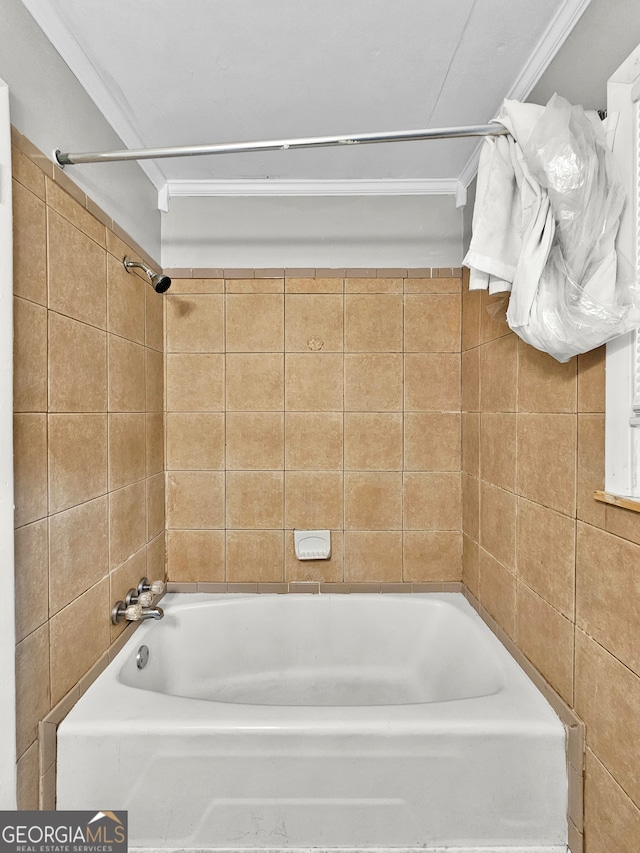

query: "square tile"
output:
166 471 225 528
226 294 283 351
285 294 343 351
405 354 460 411
344 531 402 582
403 472 461 530
345 472 402 529
14 414 48 526
226 412 284 469
226 353 284 410
167 530 225 582
285 412 343 469
14 297 47 412
167 353 224 411
48 414 107 514
403 531 462 582
344 413 403 470
226 530 284 582
166 412 225 470
166 294 224 352
345 294 403 351
284 471 343 529
285 353 343 411
404 413 461 471
226 471 284 528
344 354 403 411
404 294 461 352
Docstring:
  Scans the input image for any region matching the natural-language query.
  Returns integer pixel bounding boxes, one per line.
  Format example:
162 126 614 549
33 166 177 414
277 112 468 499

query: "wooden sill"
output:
594 490 640 513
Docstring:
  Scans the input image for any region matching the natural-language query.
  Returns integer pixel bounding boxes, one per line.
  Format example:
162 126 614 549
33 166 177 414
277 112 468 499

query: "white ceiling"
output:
21 0 591 201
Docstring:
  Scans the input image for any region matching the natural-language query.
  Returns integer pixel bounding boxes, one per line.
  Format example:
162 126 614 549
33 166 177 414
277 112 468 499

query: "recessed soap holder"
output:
294 529 331 560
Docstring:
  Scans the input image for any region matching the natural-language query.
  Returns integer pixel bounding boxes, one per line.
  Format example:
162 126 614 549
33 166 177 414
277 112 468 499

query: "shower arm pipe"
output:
54 123 509 167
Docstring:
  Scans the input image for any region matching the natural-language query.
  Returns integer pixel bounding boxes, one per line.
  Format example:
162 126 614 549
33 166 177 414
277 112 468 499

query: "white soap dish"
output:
294 529 331 560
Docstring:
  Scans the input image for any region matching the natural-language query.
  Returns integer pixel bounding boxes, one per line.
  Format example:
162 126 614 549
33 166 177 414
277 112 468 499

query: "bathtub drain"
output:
136 645 150 669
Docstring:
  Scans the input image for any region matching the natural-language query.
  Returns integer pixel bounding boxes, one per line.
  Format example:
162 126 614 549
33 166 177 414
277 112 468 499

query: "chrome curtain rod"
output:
55 123 508 167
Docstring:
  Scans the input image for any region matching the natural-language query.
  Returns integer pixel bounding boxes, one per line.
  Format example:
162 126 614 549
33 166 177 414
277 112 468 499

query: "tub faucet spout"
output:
140 606 164 621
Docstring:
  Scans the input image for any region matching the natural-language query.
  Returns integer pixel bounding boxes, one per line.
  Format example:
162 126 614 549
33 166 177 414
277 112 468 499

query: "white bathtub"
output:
57 593 567 853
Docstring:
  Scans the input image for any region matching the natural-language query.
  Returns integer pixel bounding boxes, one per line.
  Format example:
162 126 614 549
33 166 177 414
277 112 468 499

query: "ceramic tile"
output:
403 412 460 472
49 496 108 615
345 277 402 293
166 294 224 352
479 334 517 412
14 297 47 412
403 472 461 531
578 346 605 413
516 582 574 703
584 748 640 853
462 473 479 542
461 412 480 477
344 531 403 582
285 353 343 411
345 472 403 530
166 353 225 412
225 294 283 351
226 353 284 410
167 530 225 583
517 338 577 413
12 181 47 306
226 471 284 528
145 286 164 351
344 353 403 411
15 623 50 757
285 412 343 470
166 471 225 529
478 547 516 638
147 473 165 541
402 531 462 582
146 348 163 413
285 294 343 351
480 481 516 570
576 521 640 675
344 413 403 470
14 414 48 526
516 498 575 618
14 519 49 643
109 481 146 570
48 210 107 329
462 534 479 597
517 413 577 515
146 412 164 477
226 412 284 469
109 413 146 490
404 353 461 411
107 252 145 344
345 294 403 351
285 278 343 294
49 577 110 705
48 414 107 514
12 146 45 198
108 336 146 412
48 312 107 412
576 414 606 527
404 294 461 352
284 471 343 529
461 287 481 351
575 629 640 807
226 530 284 582
461 347 480 412
16 742 39 810
480 412 516 491
166 412 225 470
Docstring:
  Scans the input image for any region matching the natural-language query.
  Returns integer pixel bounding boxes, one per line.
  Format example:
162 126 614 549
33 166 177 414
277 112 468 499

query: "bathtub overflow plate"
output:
136 645 150 669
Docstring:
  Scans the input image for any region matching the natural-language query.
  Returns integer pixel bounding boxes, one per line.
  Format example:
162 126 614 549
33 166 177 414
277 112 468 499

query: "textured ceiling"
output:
21 0 590 188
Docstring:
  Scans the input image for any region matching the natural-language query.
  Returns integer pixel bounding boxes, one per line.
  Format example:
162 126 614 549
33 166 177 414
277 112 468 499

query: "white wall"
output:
162 195 463 269
0 78 16 810
0 0 160 260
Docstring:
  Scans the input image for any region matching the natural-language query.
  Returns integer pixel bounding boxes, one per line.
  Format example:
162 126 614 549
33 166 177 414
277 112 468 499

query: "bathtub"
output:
56 593 567 853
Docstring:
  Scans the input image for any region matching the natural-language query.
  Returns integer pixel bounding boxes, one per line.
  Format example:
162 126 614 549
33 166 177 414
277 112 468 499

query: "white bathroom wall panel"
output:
0 77 16 809
0 0 161 260
161 195 463 269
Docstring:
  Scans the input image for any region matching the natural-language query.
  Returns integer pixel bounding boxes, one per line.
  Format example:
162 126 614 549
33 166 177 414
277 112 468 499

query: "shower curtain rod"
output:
54 123 509 166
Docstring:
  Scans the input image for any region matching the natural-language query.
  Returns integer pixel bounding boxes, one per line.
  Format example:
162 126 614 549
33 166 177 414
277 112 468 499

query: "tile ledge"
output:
594 490 640 513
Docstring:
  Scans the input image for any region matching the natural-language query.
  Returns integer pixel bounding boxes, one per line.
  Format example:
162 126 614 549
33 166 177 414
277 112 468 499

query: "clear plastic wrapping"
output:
469 94 640 362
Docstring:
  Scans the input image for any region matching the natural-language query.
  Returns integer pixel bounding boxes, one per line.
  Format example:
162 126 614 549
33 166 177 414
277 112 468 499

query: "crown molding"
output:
20 0 166 191
458 0 592 188
161 177 463 210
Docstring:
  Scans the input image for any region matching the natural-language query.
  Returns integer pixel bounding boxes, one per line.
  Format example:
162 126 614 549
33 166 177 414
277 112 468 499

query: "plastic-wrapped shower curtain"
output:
463 94 640 363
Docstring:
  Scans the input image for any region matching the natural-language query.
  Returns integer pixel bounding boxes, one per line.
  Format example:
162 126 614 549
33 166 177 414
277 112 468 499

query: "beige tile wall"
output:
12 130 166 808
165 273 463 585
461 269 640 849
